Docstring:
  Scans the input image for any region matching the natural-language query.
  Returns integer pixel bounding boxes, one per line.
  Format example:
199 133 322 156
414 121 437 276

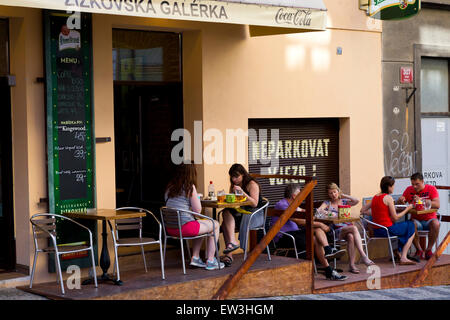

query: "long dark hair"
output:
228 163 260 193
166 163 197 198
380 176 395 194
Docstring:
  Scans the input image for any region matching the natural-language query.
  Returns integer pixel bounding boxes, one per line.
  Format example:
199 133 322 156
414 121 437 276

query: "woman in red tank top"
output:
360 176 416 265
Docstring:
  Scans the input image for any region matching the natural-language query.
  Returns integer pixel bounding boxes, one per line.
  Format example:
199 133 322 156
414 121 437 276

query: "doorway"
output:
113 29 183 237
420 56 450 254
0 19 15 270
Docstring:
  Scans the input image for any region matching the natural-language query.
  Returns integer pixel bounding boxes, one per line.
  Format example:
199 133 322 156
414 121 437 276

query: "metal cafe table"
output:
65 208 147 286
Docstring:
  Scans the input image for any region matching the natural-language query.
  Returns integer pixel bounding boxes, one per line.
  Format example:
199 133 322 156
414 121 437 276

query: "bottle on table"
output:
208 181 216 200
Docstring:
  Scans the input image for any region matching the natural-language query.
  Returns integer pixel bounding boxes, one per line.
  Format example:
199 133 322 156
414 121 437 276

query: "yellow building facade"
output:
0 1 383 283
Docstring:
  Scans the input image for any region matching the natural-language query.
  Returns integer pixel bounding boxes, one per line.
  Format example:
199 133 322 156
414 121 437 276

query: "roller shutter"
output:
248 118 339 205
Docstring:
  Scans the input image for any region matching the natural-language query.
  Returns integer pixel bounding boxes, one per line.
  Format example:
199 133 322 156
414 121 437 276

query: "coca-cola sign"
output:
275 8 312 27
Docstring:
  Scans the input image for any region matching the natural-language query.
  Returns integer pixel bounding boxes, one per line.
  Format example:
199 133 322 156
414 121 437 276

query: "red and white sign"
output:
400 67 413 84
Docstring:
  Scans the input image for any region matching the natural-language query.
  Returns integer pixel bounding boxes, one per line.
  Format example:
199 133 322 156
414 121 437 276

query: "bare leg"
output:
345 233 356 269
314 228 329 247
340 225 373 266
221 210 238 260
412 220 423 252
191 238 203 260
314 236 329 268
400 234 416 263
427 219 440 251
196 219 220 261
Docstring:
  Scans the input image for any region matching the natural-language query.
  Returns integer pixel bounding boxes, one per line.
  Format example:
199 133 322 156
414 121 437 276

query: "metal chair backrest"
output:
114 218 142 240
249 198 270 230
115 207 162 240
160 206 183 231
31 214 57 239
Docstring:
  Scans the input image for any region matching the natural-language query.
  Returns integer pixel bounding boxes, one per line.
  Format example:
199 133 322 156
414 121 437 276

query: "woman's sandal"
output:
223 243 240 254
349 267 360 274
220 255 233 267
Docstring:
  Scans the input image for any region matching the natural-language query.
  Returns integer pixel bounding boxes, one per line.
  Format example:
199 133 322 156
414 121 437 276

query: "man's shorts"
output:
413 219 437 231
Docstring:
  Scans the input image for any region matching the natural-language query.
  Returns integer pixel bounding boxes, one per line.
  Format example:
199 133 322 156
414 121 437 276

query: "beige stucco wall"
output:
1 0 383 282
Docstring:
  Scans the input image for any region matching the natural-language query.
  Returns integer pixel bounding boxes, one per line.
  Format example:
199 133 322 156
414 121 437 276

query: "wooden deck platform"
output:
313 254 450 294
17 251 450 300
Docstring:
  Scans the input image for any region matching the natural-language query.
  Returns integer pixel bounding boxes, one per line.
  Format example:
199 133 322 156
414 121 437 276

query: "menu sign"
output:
44 10 96 271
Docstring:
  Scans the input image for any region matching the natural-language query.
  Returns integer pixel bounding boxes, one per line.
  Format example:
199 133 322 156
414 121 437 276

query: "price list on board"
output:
45 11 94 214
44 10 97 271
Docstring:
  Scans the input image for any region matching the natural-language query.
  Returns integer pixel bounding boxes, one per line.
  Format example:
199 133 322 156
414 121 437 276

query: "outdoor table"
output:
65 209 146 286
201 199 254 220
409 208 438 215
314 216 361 224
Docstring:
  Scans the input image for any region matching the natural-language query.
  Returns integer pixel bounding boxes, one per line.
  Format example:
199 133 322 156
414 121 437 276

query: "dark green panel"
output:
44 10 97 272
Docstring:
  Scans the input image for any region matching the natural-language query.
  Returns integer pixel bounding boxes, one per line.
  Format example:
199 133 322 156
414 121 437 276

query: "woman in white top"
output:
317 183 374 273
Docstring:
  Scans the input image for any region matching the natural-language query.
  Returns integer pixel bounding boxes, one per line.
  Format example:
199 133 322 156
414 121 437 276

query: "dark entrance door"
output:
113 29 182 237
0 19 15 271
0 77 15 270
114 83 183 235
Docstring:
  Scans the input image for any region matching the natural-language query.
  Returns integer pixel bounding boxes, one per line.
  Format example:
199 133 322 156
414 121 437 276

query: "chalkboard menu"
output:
44 10 96 271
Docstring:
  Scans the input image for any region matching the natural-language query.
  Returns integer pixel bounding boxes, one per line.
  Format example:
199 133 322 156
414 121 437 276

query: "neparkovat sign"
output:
0 0 327 30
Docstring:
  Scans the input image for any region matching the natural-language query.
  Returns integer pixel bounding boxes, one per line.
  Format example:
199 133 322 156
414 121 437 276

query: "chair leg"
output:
263 228 271 261
29 250 38 288
180 238 187 274
114 245 121 281
112 254 117 277
55 254 65 295
54 256 60 284
159 241 165 280
388 238 396 268
141 245 148 273
89 248 98 288
185 239 191 261
163 236 167 265
243 230 250 261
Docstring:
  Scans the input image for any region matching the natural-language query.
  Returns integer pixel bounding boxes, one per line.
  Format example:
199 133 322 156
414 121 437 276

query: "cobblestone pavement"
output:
0 288 48 300
254 285 450 300
1 285 449 300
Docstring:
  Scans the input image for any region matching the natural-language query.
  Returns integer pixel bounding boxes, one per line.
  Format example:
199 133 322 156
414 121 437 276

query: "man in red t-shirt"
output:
398 172 440 260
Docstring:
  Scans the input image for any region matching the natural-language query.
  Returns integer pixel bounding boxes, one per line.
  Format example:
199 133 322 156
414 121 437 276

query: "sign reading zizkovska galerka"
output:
369 0 420 20
0 0 327 31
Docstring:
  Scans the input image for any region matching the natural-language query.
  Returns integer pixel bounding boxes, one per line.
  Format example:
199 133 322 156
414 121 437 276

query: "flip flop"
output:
223 243 239 254
399 260 416 265
220 255 233 267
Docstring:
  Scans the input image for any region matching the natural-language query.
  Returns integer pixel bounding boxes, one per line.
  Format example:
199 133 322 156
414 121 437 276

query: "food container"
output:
225 194 236 203
338 205 351 219
415 198 425 211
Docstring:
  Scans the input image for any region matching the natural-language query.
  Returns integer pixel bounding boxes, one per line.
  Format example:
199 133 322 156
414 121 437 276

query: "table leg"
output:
82 220 123 286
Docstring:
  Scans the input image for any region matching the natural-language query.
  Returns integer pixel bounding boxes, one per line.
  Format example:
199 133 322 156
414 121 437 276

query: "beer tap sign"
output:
368 0 421 20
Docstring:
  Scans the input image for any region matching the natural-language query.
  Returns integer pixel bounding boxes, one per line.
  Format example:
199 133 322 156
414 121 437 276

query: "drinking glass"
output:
424 199 432 210
217 190 226 203
235 189 244 201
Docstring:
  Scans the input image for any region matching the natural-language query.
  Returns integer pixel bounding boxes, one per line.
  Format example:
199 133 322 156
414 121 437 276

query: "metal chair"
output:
361 215 398 268
109 207 165 282
160 207 221 274
30 213 98 295
272 229 318 274
243 198 272 261
416 213 442 253
331 221 369 269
